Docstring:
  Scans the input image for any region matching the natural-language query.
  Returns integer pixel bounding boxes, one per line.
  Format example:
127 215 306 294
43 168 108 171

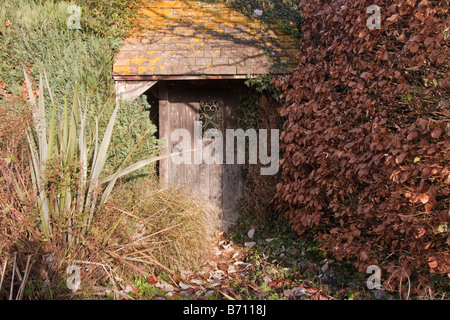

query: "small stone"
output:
190 279 205 286
155 281 174 292
179 290 194 297
179 282 195 290
124 285 133 294
228 265 237 274
204 290 216 298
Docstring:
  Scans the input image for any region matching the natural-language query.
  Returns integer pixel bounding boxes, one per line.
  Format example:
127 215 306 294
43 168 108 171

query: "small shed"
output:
113 0 299 229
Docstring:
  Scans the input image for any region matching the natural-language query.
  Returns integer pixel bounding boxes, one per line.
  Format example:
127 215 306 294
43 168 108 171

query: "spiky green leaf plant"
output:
24 69 166 242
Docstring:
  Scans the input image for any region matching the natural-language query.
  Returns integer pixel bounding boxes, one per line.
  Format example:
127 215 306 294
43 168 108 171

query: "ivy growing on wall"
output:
203 0 303 38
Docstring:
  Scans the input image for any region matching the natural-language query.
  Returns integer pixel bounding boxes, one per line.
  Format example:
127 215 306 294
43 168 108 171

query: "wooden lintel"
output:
113 75 250 81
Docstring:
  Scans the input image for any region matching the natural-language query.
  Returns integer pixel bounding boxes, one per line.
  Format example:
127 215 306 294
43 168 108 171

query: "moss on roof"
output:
113 0 299 77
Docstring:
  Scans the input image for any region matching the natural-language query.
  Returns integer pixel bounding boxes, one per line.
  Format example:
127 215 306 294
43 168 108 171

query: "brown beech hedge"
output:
273 0 449 292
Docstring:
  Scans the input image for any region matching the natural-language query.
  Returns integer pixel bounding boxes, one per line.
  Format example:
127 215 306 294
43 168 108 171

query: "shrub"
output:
0 72 216 298
23 69 162 240
106 95 159 180
0 0 155 174
0 0 121 112
0 95 34 257
236 76 283 227
273 0 449 296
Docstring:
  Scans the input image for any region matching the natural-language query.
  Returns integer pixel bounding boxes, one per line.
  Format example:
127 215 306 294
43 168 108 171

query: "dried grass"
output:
0 97 34 253
54 181 221 299
98 180 221 275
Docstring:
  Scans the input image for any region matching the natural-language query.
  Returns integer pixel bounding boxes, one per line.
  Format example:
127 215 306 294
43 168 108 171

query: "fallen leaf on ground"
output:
248 283 259 291
155 281 174 292
217 263 228 272
190 279 205 286
146 274 159 284
227 265 237 273
179 282 195 290
269 280 289 288
309 291 328 300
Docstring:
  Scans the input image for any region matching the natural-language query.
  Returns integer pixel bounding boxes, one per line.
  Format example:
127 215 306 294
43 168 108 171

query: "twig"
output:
72 259 121 300
122 246 163 257
0 258 7 292
392 265 411 300
110 206 140 220
16 255 32 300
109 250 177 277
111 240 172 254
9 253 16 300
101 264 119 300
130 223 183 245
403 269 411 301
104 250 148 278
14 260 23 282
39 18 48 40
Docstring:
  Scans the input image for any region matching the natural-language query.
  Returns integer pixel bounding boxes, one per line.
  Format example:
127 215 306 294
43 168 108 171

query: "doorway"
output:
157 80 245 230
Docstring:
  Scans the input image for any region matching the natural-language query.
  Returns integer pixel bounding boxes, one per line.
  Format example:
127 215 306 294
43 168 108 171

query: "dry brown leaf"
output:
428 258 438 269
272 0 449 291
431 128 442 138
445 174 450 185
360 251 369 261
419 193 430 204
387 14 400 24
146 274 159 284
415 11 425 22
409 42 420 53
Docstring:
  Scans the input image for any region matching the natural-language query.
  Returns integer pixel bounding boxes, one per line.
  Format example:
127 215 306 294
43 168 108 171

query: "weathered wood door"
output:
158 80 243 230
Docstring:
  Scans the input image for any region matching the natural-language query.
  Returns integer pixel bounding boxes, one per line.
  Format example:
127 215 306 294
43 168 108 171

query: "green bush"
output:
0 1 120 110
24 70 161 240
106 96 160 179
0 0 158 176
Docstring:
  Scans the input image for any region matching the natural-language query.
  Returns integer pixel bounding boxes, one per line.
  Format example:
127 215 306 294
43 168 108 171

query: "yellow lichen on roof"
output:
113 0 299 77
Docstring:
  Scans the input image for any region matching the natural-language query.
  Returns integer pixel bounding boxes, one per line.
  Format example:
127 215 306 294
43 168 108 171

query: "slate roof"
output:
113 0 300 78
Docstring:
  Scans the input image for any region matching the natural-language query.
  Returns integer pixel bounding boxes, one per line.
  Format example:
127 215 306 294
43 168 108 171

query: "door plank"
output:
169 86 185 186
163 81 244 230
222 86 242 230
158 82 169 184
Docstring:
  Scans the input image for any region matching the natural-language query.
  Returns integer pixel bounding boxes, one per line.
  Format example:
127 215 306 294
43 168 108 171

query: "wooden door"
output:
158 81 243 230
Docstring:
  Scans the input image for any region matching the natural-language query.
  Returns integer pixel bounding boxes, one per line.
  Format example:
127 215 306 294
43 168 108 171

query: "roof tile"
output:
113 0 299 77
